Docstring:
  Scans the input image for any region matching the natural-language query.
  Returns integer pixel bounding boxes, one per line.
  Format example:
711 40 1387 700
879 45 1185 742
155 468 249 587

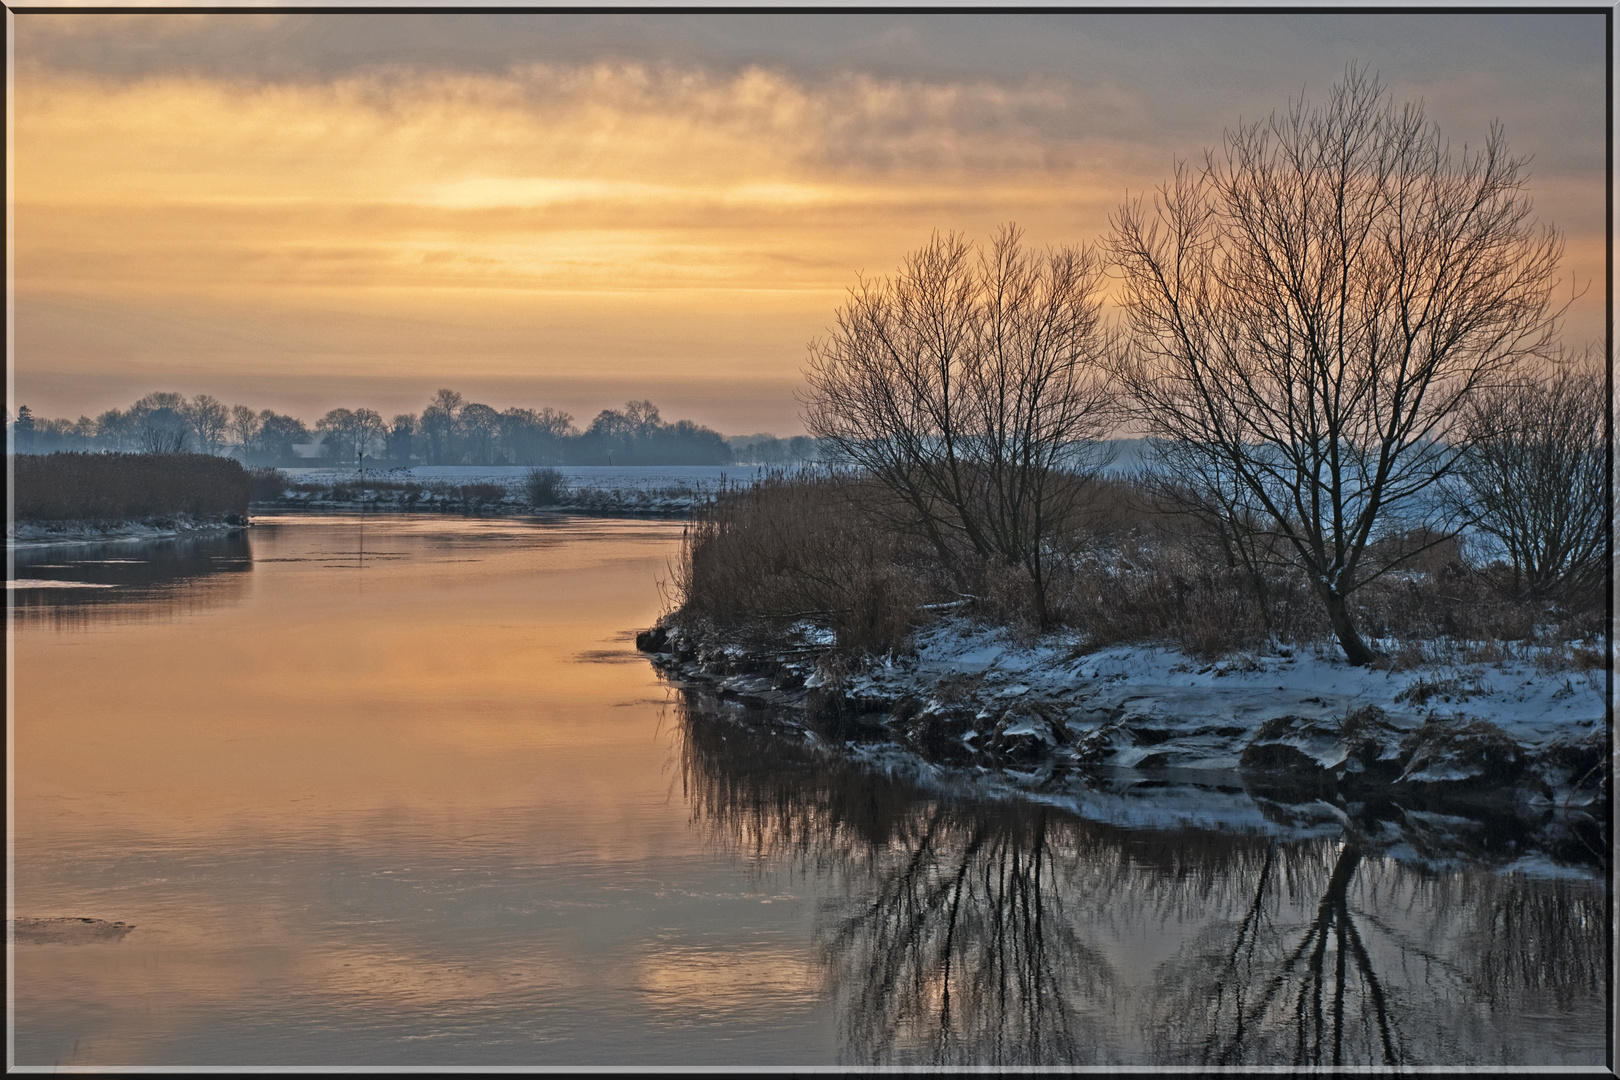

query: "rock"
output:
899 707 975 764
1531 728 1607 791
635 625 671 653
984 709 1062 763
10 917 134 944
1240 706 1407 780
1072 716 1134 767
1396 718 1526 790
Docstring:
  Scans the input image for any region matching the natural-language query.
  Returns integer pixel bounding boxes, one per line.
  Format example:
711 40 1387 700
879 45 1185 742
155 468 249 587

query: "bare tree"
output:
227 404 262 456
130 391 190 454
1455 349 1608 602
315 407 357 462
459 402 500 465
804 225 1116 627
386 413 417 464
351 408 386 465
1108 66 1566 665
184 394 229 455
419 389 463 464
132 391 185 414
95 408 136 451
135 407 191 454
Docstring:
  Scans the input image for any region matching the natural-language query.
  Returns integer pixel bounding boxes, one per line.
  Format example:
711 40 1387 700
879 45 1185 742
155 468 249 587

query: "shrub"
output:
247 467 286 502
1456 362 1609 606
524 467 570 507
451 482 507 505
12 452 252 522
674 472 941 655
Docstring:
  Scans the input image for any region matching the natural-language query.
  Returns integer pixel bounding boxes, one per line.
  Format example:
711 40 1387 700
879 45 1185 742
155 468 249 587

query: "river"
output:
8 514 1608 1066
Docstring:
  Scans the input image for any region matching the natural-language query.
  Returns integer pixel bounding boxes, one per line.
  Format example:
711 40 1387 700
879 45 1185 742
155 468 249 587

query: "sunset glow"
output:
9 12 1607 433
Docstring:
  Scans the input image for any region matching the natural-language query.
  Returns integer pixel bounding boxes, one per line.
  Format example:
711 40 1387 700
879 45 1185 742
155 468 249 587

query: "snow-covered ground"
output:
655 617 1607 874
653 616 1606 810
859 621 1605 755
7 516 245 550
279 463 778 491
268 463 788 515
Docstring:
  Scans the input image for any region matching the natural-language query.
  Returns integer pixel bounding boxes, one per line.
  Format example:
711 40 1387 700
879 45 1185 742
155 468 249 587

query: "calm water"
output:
8 515 1609 1067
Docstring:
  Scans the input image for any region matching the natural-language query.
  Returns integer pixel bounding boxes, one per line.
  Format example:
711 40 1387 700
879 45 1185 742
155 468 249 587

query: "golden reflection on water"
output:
12 514 839 1066
8 514 1607 1067
13 515 694 853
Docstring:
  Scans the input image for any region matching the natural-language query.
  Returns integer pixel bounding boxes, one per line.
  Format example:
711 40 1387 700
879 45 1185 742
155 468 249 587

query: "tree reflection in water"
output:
9 531 253 627
1146 841 1397 1064
671 691 1607 1067
1146 841 1606 1066
818 802 1123 1064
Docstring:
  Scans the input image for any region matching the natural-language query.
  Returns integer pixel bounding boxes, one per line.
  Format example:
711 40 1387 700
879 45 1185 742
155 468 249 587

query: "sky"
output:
8 9 1609 436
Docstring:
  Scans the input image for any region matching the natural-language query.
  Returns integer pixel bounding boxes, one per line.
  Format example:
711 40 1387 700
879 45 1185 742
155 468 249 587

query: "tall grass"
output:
673 471 1603 661
674 472 947 654
11 452 252 521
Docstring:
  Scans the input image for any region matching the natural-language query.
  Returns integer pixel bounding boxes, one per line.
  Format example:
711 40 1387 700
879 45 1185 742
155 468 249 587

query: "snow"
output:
655 611 1606 879
7 517 245 550
6 580 118 589
848 621 1605 752
1496 854 1604 881
267 463 764 515
280 463 767 492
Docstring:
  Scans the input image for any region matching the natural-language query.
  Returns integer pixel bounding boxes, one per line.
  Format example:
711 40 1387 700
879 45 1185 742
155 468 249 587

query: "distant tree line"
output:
4 389 783 468
725 432 822 466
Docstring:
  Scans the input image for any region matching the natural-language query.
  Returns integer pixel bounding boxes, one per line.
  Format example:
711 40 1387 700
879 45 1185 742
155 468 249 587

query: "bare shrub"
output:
1053 530 1295 659
524 466 570 507
247 467 285 502
1455 357 1608 606
448 482 507 507
669 470 1602 664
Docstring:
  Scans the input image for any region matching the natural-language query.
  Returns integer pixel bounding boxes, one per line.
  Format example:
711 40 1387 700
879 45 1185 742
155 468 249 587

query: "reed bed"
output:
12 452 252 522
673 471 1604 662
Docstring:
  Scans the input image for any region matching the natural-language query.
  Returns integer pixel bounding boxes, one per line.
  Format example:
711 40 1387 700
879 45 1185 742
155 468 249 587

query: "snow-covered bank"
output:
254 465 756 516
7 514 248 550
640 618 1608 870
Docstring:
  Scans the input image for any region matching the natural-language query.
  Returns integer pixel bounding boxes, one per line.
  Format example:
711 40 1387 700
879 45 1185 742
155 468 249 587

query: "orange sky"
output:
8 12 1608 434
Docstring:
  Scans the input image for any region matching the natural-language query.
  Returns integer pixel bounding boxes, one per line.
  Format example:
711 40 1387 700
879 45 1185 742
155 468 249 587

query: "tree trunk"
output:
1319 585 1379 666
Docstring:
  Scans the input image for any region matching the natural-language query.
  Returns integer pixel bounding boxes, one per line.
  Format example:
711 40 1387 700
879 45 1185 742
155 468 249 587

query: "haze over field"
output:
9 11 1606 435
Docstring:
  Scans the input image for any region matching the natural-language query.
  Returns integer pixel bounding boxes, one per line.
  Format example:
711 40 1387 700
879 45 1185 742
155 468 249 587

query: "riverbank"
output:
8 513 248 549
251 465 746 517
252 487 696 517
638 617 1608 859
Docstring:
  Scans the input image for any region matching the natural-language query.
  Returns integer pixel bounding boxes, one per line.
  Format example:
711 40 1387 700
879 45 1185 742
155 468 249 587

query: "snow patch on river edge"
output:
7 515 247 549
640 617 1609 876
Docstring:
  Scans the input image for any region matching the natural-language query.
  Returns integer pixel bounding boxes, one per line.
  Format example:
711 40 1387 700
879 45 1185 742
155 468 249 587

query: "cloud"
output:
13 63 1137 304
10 15 1605 423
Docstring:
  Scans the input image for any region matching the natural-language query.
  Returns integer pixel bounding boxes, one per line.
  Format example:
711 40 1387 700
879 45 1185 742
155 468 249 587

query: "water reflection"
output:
1145 842 1397 1065
673 690 1608 1067
9 515 1606 1067
8 532 253 626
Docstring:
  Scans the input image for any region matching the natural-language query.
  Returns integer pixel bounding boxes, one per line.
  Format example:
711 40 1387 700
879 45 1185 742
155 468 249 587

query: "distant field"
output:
276 442 1160 490
278 463 786 492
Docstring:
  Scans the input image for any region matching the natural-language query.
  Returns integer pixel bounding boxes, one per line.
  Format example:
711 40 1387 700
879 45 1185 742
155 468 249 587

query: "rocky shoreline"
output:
638 618 1609 869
